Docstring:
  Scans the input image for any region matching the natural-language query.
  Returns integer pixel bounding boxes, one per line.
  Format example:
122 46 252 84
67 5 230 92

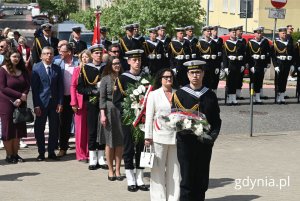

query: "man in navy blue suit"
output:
31 46 64 161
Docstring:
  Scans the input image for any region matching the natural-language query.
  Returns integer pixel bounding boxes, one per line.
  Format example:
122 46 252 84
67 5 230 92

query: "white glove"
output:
298 67 300 71
143 66 150 74
240 66 245 72
224 68 229 75
290 65 295 72
275 67 280 73
215 68 219 74
172 68 177 75
250 67 255 73
267 64 271 68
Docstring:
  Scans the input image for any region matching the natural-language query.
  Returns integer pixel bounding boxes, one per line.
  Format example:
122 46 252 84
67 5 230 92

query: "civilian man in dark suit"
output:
70 26 87 57
31 46 64 161
31 23 59 64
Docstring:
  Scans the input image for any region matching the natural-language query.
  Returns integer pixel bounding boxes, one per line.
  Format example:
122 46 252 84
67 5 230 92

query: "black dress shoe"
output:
5 155 17 164
14 154 25 162
127 185 138 192
36 154 45 161
108 175 116 181
88 165 98 170
48 153 60 161
99 164 109 169
137 185 149 191
237 97 245 100
116 175 124 181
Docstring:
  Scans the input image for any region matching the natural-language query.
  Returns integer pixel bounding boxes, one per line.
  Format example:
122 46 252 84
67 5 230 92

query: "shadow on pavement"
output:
0 172 40 181
206 195 260 201
209 178 235 189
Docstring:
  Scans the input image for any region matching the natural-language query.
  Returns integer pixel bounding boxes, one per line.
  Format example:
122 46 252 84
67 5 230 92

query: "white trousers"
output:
150 143 181 201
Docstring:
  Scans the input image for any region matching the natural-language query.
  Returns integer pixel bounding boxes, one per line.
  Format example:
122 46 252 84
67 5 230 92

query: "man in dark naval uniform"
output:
172 60 221 201
133 23 145 44
31 23 59 64
271 27 294 104
156 25 171 68
211 25 223 93
100 26 112 51
77 44 108 170
197 26 219 91
113 49 149 192
246 27 271 104
143 27 165 76
119 24 143 71
168 27 191 86
69 26 87 57
184 25 198 59
235 25 247 100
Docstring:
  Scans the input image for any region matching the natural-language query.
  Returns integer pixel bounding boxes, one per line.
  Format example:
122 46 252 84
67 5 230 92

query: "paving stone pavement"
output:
1 130 299 201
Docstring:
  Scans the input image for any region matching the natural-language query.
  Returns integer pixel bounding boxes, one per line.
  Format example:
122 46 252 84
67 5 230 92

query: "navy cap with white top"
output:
124 24 134 31
41 23 53 29
202 26 213 32
156 25 166 30
133 23 140 28
184 60 206 71
185 25 195 30
175 27 185 32
125 49 144 58
147 27 157 33
278 27 287 32
88 44 104 53
235 25 243 31
228 27 237 32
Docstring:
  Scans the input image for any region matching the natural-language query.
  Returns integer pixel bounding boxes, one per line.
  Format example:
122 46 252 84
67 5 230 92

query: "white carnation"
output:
133 89 140 96
141 78 150 84
183 119 192 129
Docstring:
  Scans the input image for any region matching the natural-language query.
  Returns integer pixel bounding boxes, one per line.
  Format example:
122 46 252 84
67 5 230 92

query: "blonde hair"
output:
18 36 27 44
79 49 91 68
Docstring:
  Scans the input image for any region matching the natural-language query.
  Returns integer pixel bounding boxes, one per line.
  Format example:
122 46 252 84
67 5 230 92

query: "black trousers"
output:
250 69 265 93
203 62 220 90
177 133 212 201
59 95 73 151
86 101 105 151
227 66 241 94
275 63 291 93
122 125 144 170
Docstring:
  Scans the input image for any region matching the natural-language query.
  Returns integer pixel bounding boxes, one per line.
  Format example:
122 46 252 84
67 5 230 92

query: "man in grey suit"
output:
31 46 64 161
54 44 79 157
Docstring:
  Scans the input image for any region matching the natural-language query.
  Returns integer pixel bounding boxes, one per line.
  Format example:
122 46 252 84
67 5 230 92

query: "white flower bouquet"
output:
155 109 210 137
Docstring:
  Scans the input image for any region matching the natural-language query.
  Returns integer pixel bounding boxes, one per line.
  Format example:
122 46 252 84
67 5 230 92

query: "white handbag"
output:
140 145 155 168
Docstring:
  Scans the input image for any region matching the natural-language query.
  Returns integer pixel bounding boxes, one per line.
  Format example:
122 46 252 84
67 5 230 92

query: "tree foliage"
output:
70 0 205 39
38 0 79 22
69 8 96 30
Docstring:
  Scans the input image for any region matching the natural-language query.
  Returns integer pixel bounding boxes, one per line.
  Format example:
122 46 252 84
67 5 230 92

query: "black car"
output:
14 9 23 15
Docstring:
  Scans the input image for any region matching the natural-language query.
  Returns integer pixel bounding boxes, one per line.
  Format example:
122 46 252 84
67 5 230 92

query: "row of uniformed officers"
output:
118 23 299 105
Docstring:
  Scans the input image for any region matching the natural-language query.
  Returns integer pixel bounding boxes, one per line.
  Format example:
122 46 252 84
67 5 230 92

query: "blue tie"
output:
47 66 51 83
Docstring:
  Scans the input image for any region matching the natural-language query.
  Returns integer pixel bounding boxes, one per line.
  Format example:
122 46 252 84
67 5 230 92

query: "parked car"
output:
53 21 87 41
14 8 23 15
32 17 49 25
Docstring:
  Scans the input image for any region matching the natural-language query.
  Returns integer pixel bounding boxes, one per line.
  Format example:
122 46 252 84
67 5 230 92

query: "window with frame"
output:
223 0 228 12
229 0 236 14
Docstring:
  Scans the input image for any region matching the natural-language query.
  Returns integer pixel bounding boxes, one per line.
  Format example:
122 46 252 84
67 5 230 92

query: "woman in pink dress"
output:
70 50 91 162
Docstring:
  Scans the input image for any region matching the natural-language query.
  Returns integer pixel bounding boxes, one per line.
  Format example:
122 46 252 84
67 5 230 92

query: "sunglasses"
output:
162 76 173 80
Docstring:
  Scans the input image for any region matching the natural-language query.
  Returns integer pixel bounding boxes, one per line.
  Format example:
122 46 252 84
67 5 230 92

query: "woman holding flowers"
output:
98 56 124 181
144 68 180 201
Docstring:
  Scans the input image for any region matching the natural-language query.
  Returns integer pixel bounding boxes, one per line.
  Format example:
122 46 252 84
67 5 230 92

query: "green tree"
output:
70 0 205 38
69 8 96 30
38 0 79 22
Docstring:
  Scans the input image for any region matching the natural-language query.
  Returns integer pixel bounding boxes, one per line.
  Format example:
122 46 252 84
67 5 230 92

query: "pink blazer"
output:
70 67 84 108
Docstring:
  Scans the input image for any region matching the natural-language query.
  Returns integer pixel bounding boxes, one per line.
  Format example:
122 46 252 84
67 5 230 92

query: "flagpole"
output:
92 6 101 45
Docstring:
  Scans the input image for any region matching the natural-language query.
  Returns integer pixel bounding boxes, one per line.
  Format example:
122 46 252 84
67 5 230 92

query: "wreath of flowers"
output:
122 75 153 143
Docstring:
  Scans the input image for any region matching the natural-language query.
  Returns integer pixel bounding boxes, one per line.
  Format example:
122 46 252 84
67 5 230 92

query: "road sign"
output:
268 8 286 19
271 0 287 9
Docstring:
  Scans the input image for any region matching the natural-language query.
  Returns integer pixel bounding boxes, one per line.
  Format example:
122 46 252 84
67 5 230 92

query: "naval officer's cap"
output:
156 25 166 30
253 27 263 33
124 24 134 31
72 26 82 33
175 27 185 32
100 26 108 33
211 26 219 31
184 60 206 71
41 23 53 30
202 26 213 32
185 25 194 31
228 26 237 32
148 27 158 33
125 49 144 59
235 25 243 31
88 44 104 53
278 27 287 32
133 23 140 29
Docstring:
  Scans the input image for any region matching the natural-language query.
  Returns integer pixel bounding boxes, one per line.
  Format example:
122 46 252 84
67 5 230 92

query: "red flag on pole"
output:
92 10 101 45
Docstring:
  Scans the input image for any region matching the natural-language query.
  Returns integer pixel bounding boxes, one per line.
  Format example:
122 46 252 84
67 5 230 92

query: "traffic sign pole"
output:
272 18 277 41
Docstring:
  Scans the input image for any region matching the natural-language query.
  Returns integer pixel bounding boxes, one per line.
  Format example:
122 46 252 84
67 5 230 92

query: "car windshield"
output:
80 33 93 45
59 32 72 41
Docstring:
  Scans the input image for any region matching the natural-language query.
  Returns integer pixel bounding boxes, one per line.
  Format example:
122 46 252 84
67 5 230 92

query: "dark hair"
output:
153 68 178 90
101 56 123 77
61 43 74 54
4 48 26 74
108 43 120 52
